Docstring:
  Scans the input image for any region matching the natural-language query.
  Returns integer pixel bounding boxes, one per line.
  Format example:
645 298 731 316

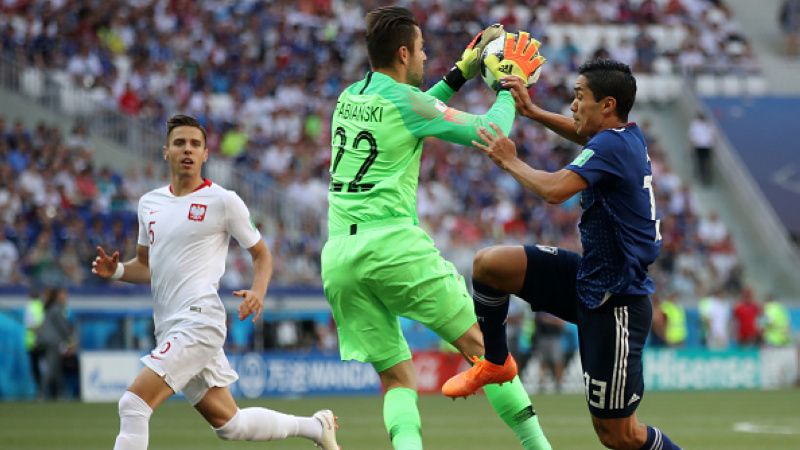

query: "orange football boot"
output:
442 354 518 398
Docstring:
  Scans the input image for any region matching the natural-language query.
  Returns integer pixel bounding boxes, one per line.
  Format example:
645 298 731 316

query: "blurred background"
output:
0 0 798 448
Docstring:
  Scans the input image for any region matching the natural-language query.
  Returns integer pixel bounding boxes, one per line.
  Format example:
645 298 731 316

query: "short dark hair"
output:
365 6 419 69
166 114 207 146
578 59 637 121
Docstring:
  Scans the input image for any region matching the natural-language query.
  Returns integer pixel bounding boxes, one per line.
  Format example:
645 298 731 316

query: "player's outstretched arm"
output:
235 239 272 323
91 245 151 284
501 76 588 146
398 87 516 147
473 123 587 204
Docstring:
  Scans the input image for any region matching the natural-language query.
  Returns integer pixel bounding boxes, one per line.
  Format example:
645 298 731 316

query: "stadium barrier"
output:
77 347 799 402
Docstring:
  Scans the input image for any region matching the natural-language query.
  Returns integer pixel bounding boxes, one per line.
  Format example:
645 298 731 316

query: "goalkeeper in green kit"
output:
321 6 550 450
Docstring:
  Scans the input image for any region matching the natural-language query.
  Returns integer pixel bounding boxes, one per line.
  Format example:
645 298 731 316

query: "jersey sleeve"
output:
225 191 261 249
390 87 515 146
424 79 456 104
565 132 625 187
136 197 149 248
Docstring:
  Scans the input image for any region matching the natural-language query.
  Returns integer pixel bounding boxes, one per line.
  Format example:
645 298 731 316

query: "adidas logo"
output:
628 393 640 406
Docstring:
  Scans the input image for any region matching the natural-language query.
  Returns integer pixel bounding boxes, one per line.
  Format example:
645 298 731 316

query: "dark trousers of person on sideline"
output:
695 146 712 185
40 344 64 399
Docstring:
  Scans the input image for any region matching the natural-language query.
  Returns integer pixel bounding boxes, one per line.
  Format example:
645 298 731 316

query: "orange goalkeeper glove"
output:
484 31 546 90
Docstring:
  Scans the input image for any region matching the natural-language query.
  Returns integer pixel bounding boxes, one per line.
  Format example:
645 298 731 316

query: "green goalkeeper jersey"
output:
327 71 516 233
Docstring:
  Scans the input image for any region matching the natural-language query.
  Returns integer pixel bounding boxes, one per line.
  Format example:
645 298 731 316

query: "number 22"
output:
331 126 378 191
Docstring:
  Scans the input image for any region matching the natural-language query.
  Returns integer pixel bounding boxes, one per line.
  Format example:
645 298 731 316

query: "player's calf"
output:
593 420 681 450
213 407 339 448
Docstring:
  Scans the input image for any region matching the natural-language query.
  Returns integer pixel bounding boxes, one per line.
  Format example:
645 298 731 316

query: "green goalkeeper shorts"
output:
321 220 476 372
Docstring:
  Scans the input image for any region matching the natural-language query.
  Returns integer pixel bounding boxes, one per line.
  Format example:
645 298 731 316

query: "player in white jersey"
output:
92 115 339 450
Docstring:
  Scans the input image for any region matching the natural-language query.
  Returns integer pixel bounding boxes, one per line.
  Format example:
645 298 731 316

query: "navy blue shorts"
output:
519 245 652 419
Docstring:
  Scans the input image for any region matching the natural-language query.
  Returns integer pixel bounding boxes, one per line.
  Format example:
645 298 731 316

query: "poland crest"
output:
188 203 207 222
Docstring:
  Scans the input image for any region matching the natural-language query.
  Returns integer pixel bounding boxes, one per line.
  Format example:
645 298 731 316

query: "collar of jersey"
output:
169 178 212 196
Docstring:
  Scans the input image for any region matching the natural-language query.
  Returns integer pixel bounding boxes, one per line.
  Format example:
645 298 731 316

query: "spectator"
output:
780 0 800 57
732 286 762 347
25 230 61 287
698 211 728 247
36 287 76 400
117 82 142 116
689 112 715 185
0 231 21 283
651 293 688 347
220 122 248 160
699 288 732 349
533 312 566 392
761 294 792 347
23 289 44 393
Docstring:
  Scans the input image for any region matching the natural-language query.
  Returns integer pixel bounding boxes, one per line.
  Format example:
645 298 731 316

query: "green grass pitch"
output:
2 389 799 449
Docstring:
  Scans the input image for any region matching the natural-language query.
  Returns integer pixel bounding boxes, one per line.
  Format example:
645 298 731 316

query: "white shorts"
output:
141 328 238 405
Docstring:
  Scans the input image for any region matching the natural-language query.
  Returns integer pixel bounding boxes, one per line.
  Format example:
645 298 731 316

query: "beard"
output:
407 66 424 87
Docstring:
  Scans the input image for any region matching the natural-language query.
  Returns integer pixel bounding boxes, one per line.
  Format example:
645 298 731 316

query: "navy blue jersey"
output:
566 123 661 308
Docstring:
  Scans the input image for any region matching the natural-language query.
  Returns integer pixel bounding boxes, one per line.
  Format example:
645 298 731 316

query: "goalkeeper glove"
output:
443 23 505 91
484 31 547 91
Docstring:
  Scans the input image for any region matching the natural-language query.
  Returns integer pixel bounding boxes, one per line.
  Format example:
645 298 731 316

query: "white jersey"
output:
137 179 261 339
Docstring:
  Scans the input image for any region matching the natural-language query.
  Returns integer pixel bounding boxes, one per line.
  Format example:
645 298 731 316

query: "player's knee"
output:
118 391 153 420
595 426 639 450
472 247 500 282
214 409 243 441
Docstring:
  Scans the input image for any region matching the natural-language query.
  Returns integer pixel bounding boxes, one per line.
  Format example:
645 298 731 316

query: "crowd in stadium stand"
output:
0 0 755 301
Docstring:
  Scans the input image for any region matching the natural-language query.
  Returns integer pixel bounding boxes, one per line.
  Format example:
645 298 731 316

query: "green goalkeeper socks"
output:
383 387 423 450
485 376 552 450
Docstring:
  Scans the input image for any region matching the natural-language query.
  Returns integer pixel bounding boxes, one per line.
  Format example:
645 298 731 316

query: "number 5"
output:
148 221 156 245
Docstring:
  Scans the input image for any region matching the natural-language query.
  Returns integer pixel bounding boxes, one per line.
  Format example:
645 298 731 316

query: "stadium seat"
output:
637 75 653 103
721 75 744 96
606 26 624 48
652 56 674 75
696 75 718 96
663 26 688 52
745 76 767 96
20 68 44 100
650 76 670 103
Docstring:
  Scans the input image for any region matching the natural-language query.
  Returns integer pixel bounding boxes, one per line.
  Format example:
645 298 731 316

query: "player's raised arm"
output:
473 123 587 204
395 87 516 147
91 244 151 284
399 32 547 147
425 23 505 103
501 76 589 146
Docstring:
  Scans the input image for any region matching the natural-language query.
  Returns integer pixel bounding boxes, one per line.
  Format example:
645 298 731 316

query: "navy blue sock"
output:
472 280 510 365
639 426 682 450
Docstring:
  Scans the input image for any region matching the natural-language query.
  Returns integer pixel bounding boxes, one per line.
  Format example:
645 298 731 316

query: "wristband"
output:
110 262 124 281
442 66 468 92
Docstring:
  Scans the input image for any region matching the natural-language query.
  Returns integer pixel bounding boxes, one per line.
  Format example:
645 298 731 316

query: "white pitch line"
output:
733 422 800 435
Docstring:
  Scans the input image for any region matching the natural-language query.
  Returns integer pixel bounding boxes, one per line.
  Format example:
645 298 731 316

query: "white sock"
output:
114 391 153 450
214 407 322 442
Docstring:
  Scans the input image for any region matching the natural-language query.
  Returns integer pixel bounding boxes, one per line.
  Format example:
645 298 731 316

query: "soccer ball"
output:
479 33 543 90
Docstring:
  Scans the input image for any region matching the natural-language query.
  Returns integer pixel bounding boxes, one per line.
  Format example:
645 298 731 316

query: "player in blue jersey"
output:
443 60 683 450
